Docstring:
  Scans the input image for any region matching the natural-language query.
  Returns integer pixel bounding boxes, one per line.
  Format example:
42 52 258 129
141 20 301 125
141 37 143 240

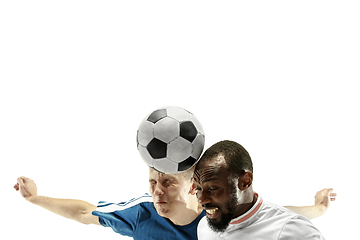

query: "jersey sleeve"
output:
92 194 153 237
278 216 326 240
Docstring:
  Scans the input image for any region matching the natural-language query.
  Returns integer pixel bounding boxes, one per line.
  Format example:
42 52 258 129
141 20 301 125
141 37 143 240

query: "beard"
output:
206 186 239 232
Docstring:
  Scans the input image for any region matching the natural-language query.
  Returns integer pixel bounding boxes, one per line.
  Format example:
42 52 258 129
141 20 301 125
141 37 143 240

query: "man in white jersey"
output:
194 140 327 240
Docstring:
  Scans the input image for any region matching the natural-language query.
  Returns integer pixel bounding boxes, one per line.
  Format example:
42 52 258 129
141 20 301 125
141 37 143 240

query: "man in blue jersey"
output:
92 167 205 239
15 169 335 239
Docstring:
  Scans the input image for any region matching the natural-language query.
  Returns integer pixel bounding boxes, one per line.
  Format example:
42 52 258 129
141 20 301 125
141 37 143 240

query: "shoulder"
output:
260 202 325 239
278 215 325 239
95 193 153 213
92 194 155 236
92 193 155 227
259 201 302 220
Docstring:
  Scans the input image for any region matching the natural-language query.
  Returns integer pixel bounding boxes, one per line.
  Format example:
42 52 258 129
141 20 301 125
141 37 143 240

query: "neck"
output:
233 188 257 219
169 197 203 226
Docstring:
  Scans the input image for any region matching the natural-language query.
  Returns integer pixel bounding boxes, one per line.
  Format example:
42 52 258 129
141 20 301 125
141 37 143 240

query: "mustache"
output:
202 203 219 209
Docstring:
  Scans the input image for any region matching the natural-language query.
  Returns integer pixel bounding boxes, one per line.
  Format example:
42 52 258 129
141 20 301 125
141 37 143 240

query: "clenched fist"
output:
314 188 337 210
14 176 37 201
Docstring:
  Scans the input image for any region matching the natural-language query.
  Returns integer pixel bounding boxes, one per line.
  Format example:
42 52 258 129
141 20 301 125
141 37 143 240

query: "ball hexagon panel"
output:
137 144 154 168
137 121 155 146
154 117 180 143
167 137 193 163
191 133 205 159
153 157 179 174
166 106 193 122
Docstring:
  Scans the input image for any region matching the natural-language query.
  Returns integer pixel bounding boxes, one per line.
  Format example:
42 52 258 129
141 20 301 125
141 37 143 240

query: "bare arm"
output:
14 176 100 225
284 188 337 220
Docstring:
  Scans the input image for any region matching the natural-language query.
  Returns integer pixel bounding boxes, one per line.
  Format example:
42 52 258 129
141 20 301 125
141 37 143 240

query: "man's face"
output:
148 168 193 220
194 155 240 232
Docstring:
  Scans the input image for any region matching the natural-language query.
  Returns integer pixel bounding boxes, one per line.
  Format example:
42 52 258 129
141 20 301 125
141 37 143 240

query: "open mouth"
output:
205 207 219 218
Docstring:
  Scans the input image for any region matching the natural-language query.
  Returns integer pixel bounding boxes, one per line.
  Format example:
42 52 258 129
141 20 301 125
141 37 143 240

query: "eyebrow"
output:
149 176 178 183
165 177 178 183
201 177 218 184
194 173 219 184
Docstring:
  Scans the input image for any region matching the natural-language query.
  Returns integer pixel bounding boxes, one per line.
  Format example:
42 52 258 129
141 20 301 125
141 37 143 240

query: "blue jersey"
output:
92 193 206 240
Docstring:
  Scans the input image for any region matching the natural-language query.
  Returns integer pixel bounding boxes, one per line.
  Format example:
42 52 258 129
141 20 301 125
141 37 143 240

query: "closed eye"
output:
208 186 219 191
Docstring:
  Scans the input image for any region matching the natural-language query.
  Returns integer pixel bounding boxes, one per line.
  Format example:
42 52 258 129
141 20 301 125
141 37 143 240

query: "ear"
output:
238 171 253 191
189 178 197 195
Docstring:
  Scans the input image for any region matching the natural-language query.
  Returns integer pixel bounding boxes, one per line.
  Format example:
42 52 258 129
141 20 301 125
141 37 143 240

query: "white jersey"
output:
197 194 325 240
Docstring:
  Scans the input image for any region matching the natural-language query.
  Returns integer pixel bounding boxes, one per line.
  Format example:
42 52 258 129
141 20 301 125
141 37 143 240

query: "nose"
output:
153 183 165 196
197 190 211 205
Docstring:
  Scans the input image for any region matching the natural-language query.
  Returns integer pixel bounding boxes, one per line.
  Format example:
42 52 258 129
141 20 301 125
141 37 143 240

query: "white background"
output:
1 1 359 239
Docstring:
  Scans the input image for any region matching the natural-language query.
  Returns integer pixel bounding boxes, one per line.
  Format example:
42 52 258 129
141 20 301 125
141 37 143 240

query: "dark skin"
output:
194 154 257 229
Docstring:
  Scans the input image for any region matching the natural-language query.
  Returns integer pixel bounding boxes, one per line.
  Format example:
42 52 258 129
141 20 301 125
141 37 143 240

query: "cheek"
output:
168 186 188 202
149 185 154 194
210 190 228 204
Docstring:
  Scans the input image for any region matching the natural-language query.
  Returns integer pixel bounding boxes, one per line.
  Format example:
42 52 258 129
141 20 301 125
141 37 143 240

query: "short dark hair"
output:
200 140 253 176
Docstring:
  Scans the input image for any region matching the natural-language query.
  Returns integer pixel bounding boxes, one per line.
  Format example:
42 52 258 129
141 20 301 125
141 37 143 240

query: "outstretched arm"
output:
14 176 100 225
284 188 337 220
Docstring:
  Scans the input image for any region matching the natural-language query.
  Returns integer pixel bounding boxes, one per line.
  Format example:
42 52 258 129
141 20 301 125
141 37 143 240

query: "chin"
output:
207 218 230 232
207 211 233 232
155 206 170 217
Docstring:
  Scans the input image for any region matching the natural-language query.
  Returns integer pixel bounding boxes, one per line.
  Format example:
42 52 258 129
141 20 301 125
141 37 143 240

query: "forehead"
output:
194 155 228 183
148 168 182 182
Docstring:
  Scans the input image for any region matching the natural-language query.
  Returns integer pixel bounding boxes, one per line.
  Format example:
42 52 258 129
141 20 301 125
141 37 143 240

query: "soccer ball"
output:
137 106 205 174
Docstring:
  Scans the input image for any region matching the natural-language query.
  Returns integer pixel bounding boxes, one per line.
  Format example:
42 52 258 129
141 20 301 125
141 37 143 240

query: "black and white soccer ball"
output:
137 106 205 174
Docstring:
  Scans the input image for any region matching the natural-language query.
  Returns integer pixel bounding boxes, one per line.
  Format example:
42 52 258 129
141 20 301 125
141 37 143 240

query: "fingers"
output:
14 177 24 192
330 192 337 201
323 188 333 194
318 188 334 195
17 177 25 187
320 188 337 201
20 176 30 183
14 176 31 191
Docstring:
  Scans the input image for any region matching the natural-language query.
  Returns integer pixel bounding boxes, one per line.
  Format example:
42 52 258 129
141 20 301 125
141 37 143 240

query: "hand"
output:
14 176 38 201
314 188 337 210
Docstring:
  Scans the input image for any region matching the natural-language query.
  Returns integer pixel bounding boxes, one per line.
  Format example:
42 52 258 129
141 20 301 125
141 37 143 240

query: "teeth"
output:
206 208 218 214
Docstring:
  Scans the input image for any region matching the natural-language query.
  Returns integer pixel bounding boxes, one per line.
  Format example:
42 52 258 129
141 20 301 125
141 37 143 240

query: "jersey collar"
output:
229 193 263 225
